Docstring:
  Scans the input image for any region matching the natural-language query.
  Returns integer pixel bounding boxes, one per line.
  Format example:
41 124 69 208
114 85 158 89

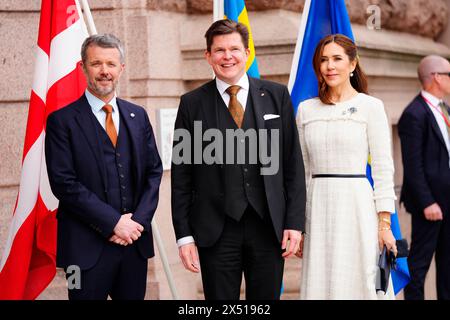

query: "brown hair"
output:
312 34 368 105
204 19 249 52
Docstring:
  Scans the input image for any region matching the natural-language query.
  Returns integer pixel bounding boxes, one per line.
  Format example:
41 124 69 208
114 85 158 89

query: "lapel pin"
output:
261 92 265 96
130 113 135 118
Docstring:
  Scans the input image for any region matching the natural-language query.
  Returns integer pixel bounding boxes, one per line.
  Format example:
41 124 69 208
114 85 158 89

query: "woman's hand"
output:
378 211 397 256
378 229 397 256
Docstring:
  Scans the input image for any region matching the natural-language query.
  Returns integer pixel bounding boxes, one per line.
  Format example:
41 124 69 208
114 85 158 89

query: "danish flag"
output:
0 0 88 299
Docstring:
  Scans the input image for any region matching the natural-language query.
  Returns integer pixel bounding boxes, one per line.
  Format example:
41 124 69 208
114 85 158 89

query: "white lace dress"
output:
296 93 396 300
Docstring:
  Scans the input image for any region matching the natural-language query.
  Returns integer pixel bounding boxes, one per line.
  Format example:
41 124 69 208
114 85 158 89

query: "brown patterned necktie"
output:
439 101 450 138
226 85 244 128
102 104 117 147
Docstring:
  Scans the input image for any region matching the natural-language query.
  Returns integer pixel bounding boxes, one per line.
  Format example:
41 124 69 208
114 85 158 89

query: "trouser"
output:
66 242 148 300
198 206 284 300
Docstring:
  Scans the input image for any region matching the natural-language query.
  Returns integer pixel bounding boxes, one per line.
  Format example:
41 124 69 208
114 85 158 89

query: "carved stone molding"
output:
146 0 448 39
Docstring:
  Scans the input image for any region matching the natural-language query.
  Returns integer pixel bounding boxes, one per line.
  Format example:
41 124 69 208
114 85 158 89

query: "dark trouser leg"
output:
243 208 284 300
66 243 122 300
436 216 450 300
110 244 148 300
198 216 244 300
404 212 440 300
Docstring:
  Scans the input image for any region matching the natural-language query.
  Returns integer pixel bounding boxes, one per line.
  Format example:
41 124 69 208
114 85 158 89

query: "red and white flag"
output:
0 0 88 299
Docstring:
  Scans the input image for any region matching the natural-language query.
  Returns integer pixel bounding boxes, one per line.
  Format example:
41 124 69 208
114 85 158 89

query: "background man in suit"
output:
45 34 163 300
398 55 450 300
171 19 306 300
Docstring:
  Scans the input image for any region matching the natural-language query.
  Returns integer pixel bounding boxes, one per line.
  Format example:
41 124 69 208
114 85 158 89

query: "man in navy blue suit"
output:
45 34 163 300
399 55 450 300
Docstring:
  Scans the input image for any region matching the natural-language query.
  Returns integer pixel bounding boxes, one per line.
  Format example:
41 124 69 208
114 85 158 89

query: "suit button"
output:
246 183 250 187
120 174 124 178
122 197 127 201
118 163 123 168
116 152 121 157
243 168 248 173
121 185 126 190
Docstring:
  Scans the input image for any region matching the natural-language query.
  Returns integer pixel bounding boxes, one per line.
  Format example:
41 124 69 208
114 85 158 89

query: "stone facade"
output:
1 0 450 300
147 0 448 39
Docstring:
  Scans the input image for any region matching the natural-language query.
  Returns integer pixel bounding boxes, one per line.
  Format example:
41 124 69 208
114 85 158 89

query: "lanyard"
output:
421 94 450 128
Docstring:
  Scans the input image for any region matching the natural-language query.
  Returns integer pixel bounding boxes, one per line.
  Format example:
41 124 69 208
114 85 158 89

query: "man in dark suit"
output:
171 19 306 300
45 34 163 300
398 55 450 300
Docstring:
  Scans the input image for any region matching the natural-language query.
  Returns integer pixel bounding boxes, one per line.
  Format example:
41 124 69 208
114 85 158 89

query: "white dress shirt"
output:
176 73 250 248
85 89 120 134
421 90 450 167
216 73 250 110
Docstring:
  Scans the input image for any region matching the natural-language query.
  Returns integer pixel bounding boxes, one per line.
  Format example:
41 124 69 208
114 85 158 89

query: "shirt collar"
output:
215 73 249 96
85 89 118 113
421 90 442 107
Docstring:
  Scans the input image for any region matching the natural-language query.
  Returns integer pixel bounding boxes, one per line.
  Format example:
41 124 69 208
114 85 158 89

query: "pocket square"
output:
263 114 280 120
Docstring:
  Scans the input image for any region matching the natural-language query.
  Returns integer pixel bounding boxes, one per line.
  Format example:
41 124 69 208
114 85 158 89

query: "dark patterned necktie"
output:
226 85 244 128
439 101 450 138
102 104 117 147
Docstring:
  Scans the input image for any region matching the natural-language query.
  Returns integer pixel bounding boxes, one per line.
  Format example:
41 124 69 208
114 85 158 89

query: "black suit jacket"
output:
45 94 163 269
171 77 306 247
398 94 450 216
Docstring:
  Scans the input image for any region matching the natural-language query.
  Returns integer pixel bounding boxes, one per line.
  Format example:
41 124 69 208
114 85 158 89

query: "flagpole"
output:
288 0 312 93
79 0 97 35
212 0 223 80
76 0 180 300
213 0 224 22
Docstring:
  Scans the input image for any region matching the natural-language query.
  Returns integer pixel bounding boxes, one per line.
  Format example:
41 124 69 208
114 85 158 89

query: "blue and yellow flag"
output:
288 0 410 294
224 0 260 78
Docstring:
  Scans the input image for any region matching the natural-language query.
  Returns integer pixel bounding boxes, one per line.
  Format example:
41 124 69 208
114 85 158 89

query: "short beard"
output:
88 79 116 98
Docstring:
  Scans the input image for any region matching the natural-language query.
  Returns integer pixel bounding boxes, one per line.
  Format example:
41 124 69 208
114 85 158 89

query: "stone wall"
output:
147 0 448 39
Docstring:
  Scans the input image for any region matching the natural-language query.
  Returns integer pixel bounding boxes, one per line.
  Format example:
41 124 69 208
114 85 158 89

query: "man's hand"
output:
282 229 302 258
295 235 304 258
112 213 144 244
424 203 443 221
179 243 200 273
109 234 128 246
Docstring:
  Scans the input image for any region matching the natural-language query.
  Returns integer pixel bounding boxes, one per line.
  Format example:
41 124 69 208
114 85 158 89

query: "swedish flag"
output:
224 0 260 78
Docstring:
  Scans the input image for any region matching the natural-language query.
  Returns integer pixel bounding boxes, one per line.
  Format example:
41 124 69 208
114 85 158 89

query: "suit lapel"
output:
74 94 108 189
117 99 142 190
248 77 268 131
418 95 447 148
200 80 219 130
248 77 274 171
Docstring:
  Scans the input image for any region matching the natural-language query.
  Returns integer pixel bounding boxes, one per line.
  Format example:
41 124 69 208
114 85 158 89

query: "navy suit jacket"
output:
45 94 163 270
398 94 450 216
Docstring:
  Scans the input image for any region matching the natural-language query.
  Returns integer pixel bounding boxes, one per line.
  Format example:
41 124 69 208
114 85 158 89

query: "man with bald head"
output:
398 55 450 300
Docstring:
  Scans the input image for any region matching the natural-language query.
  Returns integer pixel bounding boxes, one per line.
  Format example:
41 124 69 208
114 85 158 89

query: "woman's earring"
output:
350 72 354 77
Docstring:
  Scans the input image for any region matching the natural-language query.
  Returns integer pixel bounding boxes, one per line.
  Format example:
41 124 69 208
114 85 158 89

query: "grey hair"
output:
81 34 125 64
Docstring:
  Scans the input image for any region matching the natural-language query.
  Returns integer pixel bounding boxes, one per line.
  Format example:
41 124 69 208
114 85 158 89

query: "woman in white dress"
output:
296 34 398 299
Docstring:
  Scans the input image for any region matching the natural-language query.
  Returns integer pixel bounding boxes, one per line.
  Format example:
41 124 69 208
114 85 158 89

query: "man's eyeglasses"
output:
432 72 450 77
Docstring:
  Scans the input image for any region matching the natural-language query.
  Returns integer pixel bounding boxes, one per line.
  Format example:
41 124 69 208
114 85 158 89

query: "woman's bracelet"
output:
378 226 391 231
379 217 391 225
